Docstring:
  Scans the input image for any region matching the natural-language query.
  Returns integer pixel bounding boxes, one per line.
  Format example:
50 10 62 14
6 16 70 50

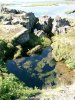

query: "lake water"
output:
5 0 75 18
7 3 75 18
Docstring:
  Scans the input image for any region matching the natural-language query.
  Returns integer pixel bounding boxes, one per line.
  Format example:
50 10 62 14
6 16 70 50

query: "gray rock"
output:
0 16 4 21
2 21 11 25
0 25 29 45
11 27 29 44
11 18 20 25
0 8 36 33
34 29 46 37
11 12 36 31
1 7 24 14
52 16 70 34
4 15 12 21
39 16 53 35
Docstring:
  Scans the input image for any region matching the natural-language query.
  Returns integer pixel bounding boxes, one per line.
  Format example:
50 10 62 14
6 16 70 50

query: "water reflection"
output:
7 47 57 88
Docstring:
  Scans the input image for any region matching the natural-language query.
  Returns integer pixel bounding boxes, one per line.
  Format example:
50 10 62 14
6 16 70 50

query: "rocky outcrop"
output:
65 9 75 14
52 16 70 34
33 16 53 37
0 8 36 32
0 25 29 44
39 16 53 35
1 7 25 14
0 8 37 45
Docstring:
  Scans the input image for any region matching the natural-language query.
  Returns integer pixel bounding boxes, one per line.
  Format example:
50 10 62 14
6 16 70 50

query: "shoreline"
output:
3 1 75 7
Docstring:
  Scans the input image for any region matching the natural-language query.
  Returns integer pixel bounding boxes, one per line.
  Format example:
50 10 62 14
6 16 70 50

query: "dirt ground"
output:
55 62 75 85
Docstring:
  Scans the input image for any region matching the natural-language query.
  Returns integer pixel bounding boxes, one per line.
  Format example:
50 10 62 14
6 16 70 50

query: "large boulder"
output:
0 25 29 44
39 16 53 35
1 8 36 32
52 16 70 34
11 12 36 31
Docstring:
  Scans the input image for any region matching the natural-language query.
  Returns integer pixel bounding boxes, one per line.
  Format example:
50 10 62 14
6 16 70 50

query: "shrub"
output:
51 33 75 69
0 73 40 100
0 39 14 61
29 33 51 47
0 61 40 100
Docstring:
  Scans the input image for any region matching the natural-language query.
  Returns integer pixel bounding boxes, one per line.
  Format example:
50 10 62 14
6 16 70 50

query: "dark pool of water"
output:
7 47 56 88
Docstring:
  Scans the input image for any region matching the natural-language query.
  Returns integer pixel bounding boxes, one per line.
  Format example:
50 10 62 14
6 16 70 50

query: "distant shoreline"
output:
3 1 75 7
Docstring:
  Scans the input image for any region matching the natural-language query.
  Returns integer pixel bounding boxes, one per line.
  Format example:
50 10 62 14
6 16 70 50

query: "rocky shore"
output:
0 7 36 44
65 9 75 14
32 83 75 100
0 7 75 100
0 7 70 44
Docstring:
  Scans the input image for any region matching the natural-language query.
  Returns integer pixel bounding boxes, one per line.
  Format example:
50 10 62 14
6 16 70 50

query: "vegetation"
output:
0 66 40 100
0 39 40 100
0 34 51 99
0 14 75 99
21 33 51 56
29 33 51 47
0 39 16 60
51 31 75 69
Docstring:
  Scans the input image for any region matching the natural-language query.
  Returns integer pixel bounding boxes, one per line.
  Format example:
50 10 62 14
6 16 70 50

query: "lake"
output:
7 3 75 18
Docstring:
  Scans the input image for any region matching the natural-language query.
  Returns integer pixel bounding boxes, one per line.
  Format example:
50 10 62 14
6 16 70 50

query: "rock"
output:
65 9 75 14
35 22 42 30
52 16 70 34
2 7 24 14
37 16 53 36
34 29 46 37
2 21 11 25
0 8 38 46
11 26 29 45
11 12 36 31
4 15 13 21
0 25 29 45
27 45 42 55
0 8 36 34
11 18 20 25
14 45 22 59
0 16 4 21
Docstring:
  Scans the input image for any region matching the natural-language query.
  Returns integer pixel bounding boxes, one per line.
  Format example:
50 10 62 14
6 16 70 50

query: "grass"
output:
51 18 75 69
